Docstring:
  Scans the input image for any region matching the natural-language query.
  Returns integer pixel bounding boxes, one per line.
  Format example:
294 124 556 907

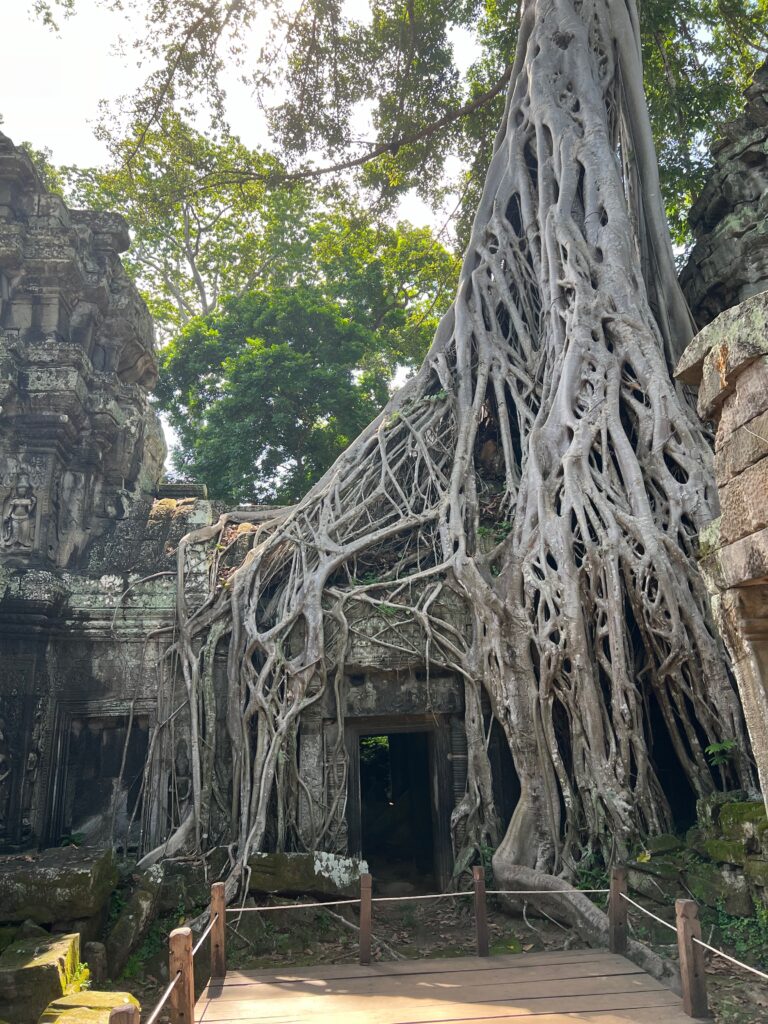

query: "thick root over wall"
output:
152 0 755 886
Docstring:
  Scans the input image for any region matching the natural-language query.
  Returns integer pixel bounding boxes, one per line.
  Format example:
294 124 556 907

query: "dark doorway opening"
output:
50 711 150 848
647 691 698 831
359 732 435 888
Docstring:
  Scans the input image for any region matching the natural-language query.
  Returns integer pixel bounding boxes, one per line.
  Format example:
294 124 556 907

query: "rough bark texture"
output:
164 0 755 884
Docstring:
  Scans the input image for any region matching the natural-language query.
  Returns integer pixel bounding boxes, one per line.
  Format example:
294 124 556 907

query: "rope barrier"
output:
372 891 472 903
223 887 610 911
692 937 768 982
226 897 362 912
192 913 218 956
619 892 677 933
143 971 181 1024
486 889 610 896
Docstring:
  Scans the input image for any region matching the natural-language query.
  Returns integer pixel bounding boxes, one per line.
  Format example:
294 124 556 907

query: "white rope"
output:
226 898 361 912
143 972 181 1024
486 889 610 896
371 891 472 903
192 913 218 956
224 888 609 910
620 892 677 933
693 938 768 982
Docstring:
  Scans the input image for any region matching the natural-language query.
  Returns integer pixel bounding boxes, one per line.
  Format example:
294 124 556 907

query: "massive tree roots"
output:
151 0 755 882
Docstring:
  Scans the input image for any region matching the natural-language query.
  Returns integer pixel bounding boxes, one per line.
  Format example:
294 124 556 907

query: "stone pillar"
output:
297 710 325 847
676 290 768 810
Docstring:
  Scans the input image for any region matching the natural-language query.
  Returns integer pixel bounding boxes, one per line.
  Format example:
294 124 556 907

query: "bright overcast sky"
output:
0 2 477 229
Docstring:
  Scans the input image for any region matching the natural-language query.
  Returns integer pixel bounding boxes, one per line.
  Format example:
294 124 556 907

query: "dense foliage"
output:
157 205 458 502
35 0 768 244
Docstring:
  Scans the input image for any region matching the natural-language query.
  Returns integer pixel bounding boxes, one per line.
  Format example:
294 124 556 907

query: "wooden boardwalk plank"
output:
203 960 646 1001
195 950 691 1024
206 951 630 988
197 980 671 1021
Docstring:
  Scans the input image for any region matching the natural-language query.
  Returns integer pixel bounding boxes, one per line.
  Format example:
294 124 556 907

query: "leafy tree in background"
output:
56 110 458 500
34 0 768 244
65 112 304 337
157 207 459 502
159 288 389 504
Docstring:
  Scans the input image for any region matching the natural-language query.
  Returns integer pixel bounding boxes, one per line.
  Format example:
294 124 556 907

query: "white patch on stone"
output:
312 851 368 887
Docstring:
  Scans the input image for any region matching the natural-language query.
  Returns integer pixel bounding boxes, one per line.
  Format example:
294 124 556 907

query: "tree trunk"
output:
167 0 754 878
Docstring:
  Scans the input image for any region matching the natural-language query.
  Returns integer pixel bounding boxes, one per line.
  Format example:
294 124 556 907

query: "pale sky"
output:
0 1 477 229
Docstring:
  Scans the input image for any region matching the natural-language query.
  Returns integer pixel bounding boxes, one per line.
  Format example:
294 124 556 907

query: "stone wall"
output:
629 795 768 922
676 58 768 817
681 61 768 328
0 133 166 570
676 291 768 811
0 133 207 856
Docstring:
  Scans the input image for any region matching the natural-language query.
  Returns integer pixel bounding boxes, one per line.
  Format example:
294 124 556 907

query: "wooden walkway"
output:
195 948 692 1023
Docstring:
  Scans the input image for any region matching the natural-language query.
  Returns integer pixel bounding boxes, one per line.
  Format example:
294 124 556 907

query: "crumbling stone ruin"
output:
680 62 768 328
0 132 174 853
0 132 512 882
1 49 768 1019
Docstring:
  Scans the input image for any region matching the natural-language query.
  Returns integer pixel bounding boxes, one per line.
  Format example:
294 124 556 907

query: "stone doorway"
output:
346 715 453 890
47 702 152 848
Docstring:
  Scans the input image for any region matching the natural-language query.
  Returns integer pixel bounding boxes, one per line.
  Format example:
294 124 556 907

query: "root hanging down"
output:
159 0 755 885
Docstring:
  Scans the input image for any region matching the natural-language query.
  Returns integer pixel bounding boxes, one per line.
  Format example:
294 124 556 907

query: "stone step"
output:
38 989 140 1023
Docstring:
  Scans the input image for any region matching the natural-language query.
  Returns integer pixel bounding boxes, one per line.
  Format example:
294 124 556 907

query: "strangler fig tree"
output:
142 0 754 882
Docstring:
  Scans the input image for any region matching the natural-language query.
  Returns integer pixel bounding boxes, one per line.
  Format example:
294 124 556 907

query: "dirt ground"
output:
106 891 768 1023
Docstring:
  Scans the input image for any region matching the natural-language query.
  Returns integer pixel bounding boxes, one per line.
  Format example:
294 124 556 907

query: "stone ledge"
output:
38 989 139 1023
0 931 80 1024
0 848 116 925
700 524 768 590
674 289 768 413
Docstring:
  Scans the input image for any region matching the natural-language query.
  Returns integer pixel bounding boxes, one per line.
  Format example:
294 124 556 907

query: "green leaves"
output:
158 208 458 504
35 1 768 245
64 111 297 338
705 739 738 767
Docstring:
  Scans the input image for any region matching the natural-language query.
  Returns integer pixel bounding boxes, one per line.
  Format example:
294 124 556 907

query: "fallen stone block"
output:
38 989 139 1023
105 864 163 978
247 851 368 898
0 931 80 1024
0 848 116 926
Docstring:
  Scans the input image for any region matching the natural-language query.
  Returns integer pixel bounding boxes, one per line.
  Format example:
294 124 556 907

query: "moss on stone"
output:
719 801 768 843
744 858 768 888
646 834 685 854
0 849 117 926
686 826 708 853
0 932 81 1024
703 838 748 865
38 990 139 1023
686 861 753 916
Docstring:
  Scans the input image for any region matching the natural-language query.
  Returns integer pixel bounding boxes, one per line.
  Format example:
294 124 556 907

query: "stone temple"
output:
0 133 517 884
0 58 768 899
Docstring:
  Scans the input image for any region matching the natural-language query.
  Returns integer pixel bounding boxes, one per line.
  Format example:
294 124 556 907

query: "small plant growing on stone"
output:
705 739 738 767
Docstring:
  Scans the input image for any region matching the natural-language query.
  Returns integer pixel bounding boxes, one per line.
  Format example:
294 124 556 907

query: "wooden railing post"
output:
168 926 196 1024
359 872 372 965
109 1007 139 1024
210 881 227 979
675 899 708 1019
609 866 628 955
472 865 489 957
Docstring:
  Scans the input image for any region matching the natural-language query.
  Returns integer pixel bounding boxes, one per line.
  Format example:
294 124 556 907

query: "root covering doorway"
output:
346 715 453 891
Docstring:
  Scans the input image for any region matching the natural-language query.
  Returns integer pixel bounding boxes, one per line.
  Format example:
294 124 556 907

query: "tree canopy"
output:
35 0 768 243
157 204 459 502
